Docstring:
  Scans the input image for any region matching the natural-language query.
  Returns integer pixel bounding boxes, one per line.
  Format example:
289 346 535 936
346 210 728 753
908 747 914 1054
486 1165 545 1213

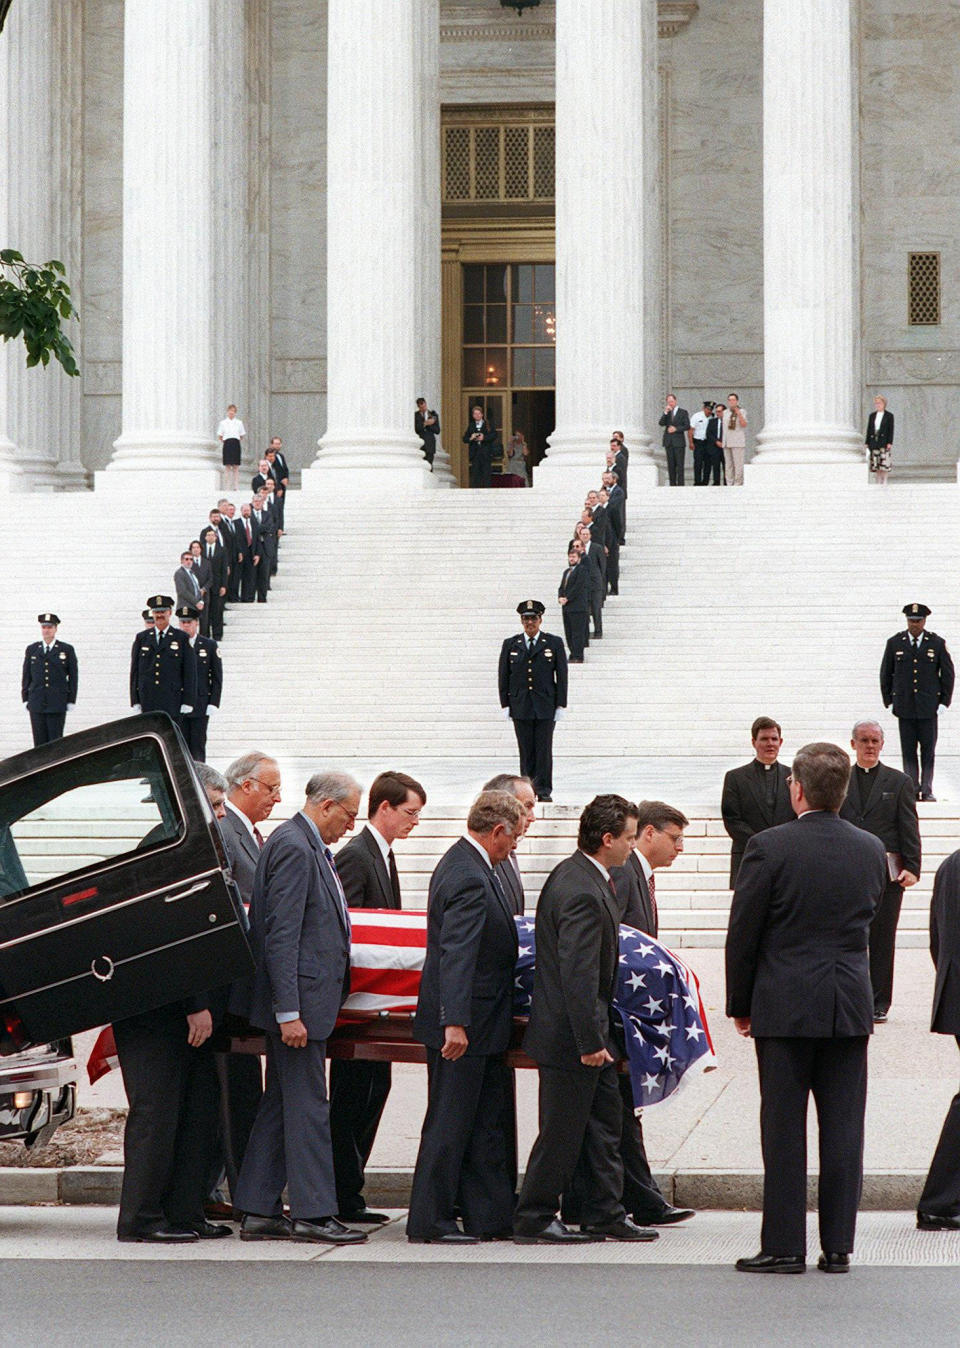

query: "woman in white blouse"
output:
217 404 246 490
864 395 894 486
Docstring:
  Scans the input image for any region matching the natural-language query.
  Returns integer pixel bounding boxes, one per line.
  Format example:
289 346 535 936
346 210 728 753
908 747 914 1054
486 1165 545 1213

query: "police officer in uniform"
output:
498 600 568 802
130 595 197 727
175 606 223 762
21 613 78 746
880 603 955 801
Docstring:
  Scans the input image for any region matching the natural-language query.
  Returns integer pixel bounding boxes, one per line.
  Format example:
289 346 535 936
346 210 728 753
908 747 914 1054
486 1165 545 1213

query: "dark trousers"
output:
239 552 257 602
113 1010 220 1237
919 1036 960 1217
692 440 709 485
562 607 588 661
564 1064 665 1224
233 1033 337 1221
208 590 225 641
213 1050 263 1195
29 710 66 746
330 1059 391 1216
755 1035 868 1257
666 444 686 485
469 447 493 488
421 436 436 467
182 715 209 763
704 442 724 484
589 586 603 638
255 558 270 603
869 879 904 1014
512 716 556 798
898 715 938 796
407 1049 515 1239
199 603 211 637
606 542 620 595
515 1060 625 1233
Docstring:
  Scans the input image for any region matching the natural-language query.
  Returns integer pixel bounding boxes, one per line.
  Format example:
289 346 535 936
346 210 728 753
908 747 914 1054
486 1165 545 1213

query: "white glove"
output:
180 704 193 714
132 704 142 713
206 705 217 716
554 707 566 722
501 706 511 720
66 704 75 711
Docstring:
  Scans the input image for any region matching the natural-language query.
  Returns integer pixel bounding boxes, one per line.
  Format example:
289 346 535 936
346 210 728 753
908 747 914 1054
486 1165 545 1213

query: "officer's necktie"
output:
387 848 402 907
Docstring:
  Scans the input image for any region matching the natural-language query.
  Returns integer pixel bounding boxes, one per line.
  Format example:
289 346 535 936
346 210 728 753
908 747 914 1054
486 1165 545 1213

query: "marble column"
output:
413 0 455 488
538 0 659 493
749 0 865 482
0 29 19 491
100 0 219 493
1 0 84 491
304 0 431 491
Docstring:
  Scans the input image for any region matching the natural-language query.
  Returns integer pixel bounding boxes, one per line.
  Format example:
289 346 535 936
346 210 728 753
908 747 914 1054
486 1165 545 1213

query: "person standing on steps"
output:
498 600 568 803
217 404 245 492
22 613 78 746
880 602 955 802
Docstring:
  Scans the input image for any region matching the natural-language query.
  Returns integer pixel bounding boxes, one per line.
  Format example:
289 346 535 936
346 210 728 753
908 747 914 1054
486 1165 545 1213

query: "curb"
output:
0 1166 927 1211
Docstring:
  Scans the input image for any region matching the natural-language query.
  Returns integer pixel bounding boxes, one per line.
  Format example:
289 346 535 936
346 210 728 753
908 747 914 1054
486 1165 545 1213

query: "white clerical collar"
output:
463 832 493 869
581 850 610 882
367 822 392 866
226 798 257 840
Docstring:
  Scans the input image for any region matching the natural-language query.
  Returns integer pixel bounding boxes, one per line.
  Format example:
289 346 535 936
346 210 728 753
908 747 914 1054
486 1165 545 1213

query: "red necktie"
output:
253 825 264 850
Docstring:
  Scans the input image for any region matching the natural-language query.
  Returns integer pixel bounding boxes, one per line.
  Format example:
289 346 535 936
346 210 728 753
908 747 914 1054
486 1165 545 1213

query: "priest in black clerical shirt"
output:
839 718 921 1021
721 716 795 888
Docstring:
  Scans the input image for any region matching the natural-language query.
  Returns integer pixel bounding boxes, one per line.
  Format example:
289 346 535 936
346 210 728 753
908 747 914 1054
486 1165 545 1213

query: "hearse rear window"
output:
0 737 184 904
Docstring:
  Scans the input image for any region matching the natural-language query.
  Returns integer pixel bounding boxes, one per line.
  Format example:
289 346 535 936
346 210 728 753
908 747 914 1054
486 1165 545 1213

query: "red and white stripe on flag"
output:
342 908 428 1016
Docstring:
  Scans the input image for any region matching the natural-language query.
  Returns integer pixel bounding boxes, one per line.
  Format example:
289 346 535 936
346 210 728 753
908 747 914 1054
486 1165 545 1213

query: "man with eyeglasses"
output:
329 770 427 1225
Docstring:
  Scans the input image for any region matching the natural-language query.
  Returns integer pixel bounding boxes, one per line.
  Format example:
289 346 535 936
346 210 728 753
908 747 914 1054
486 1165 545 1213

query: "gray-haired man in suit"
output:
233 771 368 1246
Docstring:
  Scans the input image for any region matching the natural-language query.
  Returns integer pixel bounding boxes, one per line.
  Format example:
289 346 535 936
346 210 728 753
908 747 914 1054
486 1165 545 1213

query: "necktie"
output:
207 546 213 560
43 645 49 656
647 871 658 929
323 845 351 930
509 851 524 912
190 571 199 594
387 849 401 907
245 520 252 544
253 825 264 849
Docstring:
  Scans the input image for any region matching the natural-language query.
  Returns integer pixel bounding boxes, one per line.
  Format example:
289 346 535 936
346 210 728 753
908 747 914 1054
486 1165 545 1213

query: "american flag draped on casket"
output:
89 910 715 1106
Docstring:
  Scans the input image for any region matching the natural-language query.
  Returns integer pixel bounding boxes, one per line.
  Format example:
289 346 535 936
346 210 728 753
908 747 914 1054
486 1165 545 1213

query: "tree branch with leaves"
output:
0 249 79 376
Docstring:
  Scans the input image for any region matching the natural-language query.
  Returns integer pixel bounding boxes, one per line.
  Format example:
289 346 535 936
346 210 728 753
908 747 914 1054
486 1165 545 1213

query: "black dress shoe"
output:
873 1010 889 1024
917 1210 960 1230
187 1221 233 1239
476 1229 515 1242
582 1217 659 1242
291 1217 367 1244
537 795 552 803
921 792 937 802
641 1204 695 1226
117 1223 199 1244
239 1214 292 1241
818 1252 850 1273
337 1209 390 1225
408 1231 479 1245
736 1252 805 1274
514 1218 601 1245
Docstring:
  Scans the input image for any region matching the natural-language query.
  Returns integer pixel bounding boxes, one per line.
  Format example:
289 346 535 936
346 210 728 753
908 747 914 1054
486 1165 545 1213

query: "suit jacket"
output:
659 406 690 450
462 418 496 449
413 837 519 1057
929 850 960 1034
219 805 260 906
558 560 589 614
415 408 440 448
582 538 606 591
865 409 894 450
880 629 955 719
174 564 203 610
606 484 626 543
199 542 228 594
613 449 628 498
590 504 616 553
252 508 277 561
725 812 886 1037
21 640 78 712
336 825 397 910
190 553 212 600
705 415 723 449
839 761 921 877
498 631 568 720
721 759 794 887
495 852 525 916
244 813 351 1040
272 450 290 484
523 850 621 1067
610 851 657 937
238 513 260 560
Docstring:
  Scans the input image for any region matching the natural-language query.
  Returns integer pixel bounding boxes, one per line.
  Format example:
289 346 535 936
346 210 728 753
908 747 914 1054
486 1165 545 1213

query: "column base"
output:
303 432 437 494
744 459 868 490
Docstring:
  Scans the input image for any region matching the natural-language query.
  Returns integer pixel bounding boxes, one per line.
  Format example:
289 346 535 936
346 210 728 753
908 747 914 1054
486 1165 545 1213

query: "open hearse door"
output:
0 713 252 1053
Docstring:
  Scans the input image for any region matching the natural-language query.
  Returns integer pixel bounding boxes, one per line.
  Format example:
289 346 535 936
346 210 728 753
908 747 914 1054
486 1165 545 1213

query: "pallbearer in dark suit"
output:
558 546 589 663
175 607 223 763
726 742 887 1274
237 504 260 602
200 529 229 640
21 613 78 746
130 595 197 726
880 602 955 801
721 716 794 887
233 773 367 1246
917 848 960 1229
498 599 568 802
251 495 277 601
330 770 427 1225
514 796 658 1245
407 791 525 1243
839 719 921 1020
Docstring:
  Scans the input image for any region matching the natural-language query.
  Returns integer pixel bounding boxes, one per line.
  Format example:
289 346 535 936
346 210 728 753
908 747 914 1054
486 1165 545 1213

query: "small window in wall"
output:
908 252 941 326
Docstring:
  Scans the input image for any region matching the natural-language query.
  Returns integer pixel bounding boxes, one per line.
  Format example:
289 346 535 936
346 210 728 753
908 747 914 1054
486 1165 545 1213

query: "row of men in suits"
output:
721 714 922 1023
129 595 223 761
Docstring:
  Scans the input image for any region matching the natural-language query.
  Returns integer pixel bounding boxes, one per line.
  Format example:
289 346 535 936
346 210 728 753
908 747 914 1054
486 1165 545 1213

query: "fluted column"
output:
413 0 455 488
538 0 658 493
0 27 19 490
304 0 430 491
100 0 219 492
750 0 865 481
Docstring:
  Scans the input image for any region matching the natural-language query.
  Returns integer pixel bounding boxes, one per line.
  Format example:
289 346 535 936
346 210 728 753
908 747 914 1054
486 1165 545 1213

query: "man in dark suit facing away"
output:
721 716 794 888
839 719 921 1021
232 772 367 1246
917 848 960 1229
726 742 887 1275
513 795 658 1246
407 790 525 1243
330 770 427 1225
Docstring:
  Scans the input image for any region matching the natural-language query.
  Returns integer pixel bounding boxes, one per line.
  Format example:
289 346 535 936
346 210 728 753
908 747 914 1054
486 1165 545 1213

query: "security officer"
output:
21 612 78 746
130 594 197 727
881 602 955 801
498 600 568 802
175 605 222 762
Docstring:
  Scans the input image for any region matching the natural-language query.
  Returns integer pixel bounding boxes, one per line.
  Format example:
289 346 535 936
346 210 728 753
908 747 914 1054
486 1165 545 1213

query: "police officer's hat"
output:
175 605 200 622
903 603 931 619
142 609 154 621
37 612 60 626
517 600 545 618
147 593 174 612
